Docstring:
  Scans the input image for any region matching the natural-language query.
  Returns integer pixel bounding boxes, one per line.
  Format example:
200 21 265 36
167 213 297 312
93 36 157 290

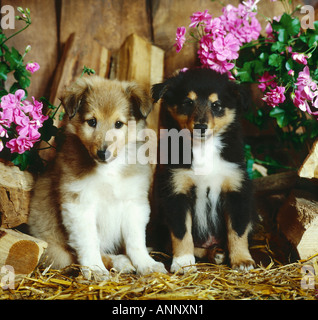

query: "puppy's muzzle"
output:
193 123 208 137
97 149 111 162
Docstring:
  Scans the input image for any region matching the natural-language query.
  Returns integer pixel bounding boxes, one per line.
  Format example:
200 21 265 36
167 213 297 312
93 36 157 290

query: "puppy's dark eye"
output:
182 98 193 107
211 101 222 111
87 118 97 128
115 121 124 129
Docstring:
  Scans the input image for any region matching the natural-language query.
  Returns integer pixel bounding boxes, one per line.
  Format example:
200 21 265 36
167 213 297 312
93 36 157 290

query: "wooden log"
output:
113 33 164 135
252 171 298 195
0 161 34 229
277 188 318 260
0 228 47 278
298 139 318 179
114 33 164 88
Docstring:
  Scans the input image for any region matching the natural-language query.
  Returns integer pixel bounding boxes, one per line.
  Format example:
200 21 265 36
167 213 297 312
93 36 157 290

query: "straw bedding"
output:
1 253 317 300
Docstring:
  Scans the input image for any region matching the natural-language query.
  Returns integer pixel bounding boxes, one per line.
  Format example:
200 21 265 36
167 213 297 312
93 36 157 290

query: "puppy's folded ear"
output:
125 83 153 119
60 78 90 119
152 73 182 104
152 82 168 103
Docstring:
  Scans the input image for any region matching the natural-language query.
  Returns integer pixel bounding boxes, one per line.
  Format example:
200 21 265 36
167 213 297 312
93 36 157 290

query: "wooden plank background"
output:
1 0 309 100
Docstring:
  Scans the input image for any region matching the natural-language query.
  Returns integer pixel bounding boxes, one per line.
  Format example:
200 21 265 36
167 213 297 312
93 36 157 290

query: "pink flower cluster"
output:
0 90 48 154
257 67 318 118
258 72 286 108
175 1 261 74
293 66 318 118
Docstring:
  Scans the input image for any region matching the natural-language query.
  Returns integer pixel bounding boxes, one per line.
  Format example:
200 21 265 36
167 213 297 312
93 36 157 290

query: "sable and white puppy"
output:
28 76 166 279
150 68 257 273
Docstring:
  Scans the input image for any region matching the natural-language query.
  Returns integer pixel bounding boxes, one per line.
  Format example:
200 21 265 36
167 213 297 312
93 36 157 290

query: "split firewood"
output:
299 139 318 179
0 228 47 278
114 33 164 88
0 161 34 229
112 33 164 135
277 188 318 260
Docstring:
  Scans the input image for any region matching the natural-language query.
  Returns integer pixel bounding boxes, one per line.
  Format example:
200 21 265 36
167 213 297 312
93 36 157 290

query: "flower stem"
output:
1 22 31 46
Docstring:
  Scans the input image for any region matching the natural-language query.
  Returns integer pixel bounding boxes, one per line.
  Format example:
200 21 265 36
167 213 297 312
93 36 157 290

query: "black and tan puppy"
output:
151 68 257 273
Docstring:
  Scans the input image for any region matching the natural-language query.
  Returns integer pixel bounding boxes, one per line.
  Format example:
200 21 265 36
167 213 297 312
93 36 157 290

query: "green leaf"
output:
236 62 254 82
285 58 294 71
271 41 286 53
308 34 318 47
269 107 289 128
11 151 31 171
0 62 9 81
268 54 284 68
253 60 265 76
259 52 268 62
14 68 31 89
5 47 23 70
38 118 58 142
277 29 287 43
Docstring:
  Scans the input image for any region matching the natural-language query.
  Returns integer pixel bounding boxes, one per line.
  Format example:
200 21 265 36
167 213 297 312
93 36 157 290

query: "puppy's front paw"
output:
170 254 196 274
231 258 255 271
136 260 167 276
81 265 109 281
111 254 136 274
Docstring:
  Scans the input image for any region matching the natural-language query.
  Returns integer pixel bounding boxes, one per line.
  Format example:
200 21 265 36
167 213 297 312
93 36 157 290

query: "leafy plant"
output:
0 7 60 172
175 0 318 177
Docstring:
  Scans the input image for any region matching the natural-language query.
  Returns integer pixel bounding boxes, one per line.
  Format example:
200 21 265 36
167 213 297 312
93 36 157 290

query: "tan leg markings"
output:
170 212 196 273
227 219 255 271
171 212 194 257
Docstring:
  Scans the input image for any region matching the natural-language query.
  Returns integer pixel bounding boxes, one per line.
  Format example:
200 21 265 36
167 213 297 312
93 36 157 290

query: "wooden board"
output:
49 33 111 109
59 0 151 52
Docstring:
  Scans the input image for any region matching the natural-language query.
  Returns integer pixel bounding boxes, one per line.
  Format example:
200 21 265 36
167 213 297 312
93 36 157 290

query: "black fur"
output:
150 68 257 263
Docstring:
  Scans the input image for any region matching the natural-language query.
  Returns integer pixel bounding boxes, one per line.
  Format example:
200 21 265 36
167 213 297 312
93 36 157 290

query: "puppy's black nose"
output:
97 150 111 161
194 123 208 135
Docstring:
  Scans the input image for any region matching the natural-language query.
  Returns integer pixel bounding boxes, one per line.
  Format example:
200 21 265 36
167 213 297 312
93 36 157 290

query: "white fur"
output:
170 254 196 274
191 135 240 238
61 147 166 277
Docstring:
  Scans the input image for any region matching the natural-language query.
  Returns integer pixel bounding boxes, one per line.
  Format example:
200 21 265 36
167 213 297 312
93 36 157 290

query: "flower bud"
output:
25 45 32 53
290 92 295 100
17 7 24 14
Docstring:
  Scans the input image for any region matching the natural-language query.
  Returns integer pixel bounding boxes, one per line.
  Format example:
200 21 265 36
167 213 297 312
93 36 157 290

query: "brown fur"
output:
28 76 153 270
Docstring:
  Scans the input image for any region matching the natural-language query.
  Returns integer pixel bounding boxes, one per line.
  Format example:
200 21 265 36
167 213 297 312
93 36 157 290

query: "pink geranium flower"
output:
292 53 308 65
257 72 277 92
189 10 212 28
6 136 35 154
213 34 240 61
292 66 318 117
0 90 48 154
262 86 286 107
174 27 186 53
26 62 40 74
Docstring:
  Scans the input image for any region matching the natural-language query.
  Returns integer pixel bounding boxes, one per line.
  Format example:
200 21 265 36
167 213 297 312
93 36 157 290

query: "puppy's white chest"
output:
190 136 239 236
